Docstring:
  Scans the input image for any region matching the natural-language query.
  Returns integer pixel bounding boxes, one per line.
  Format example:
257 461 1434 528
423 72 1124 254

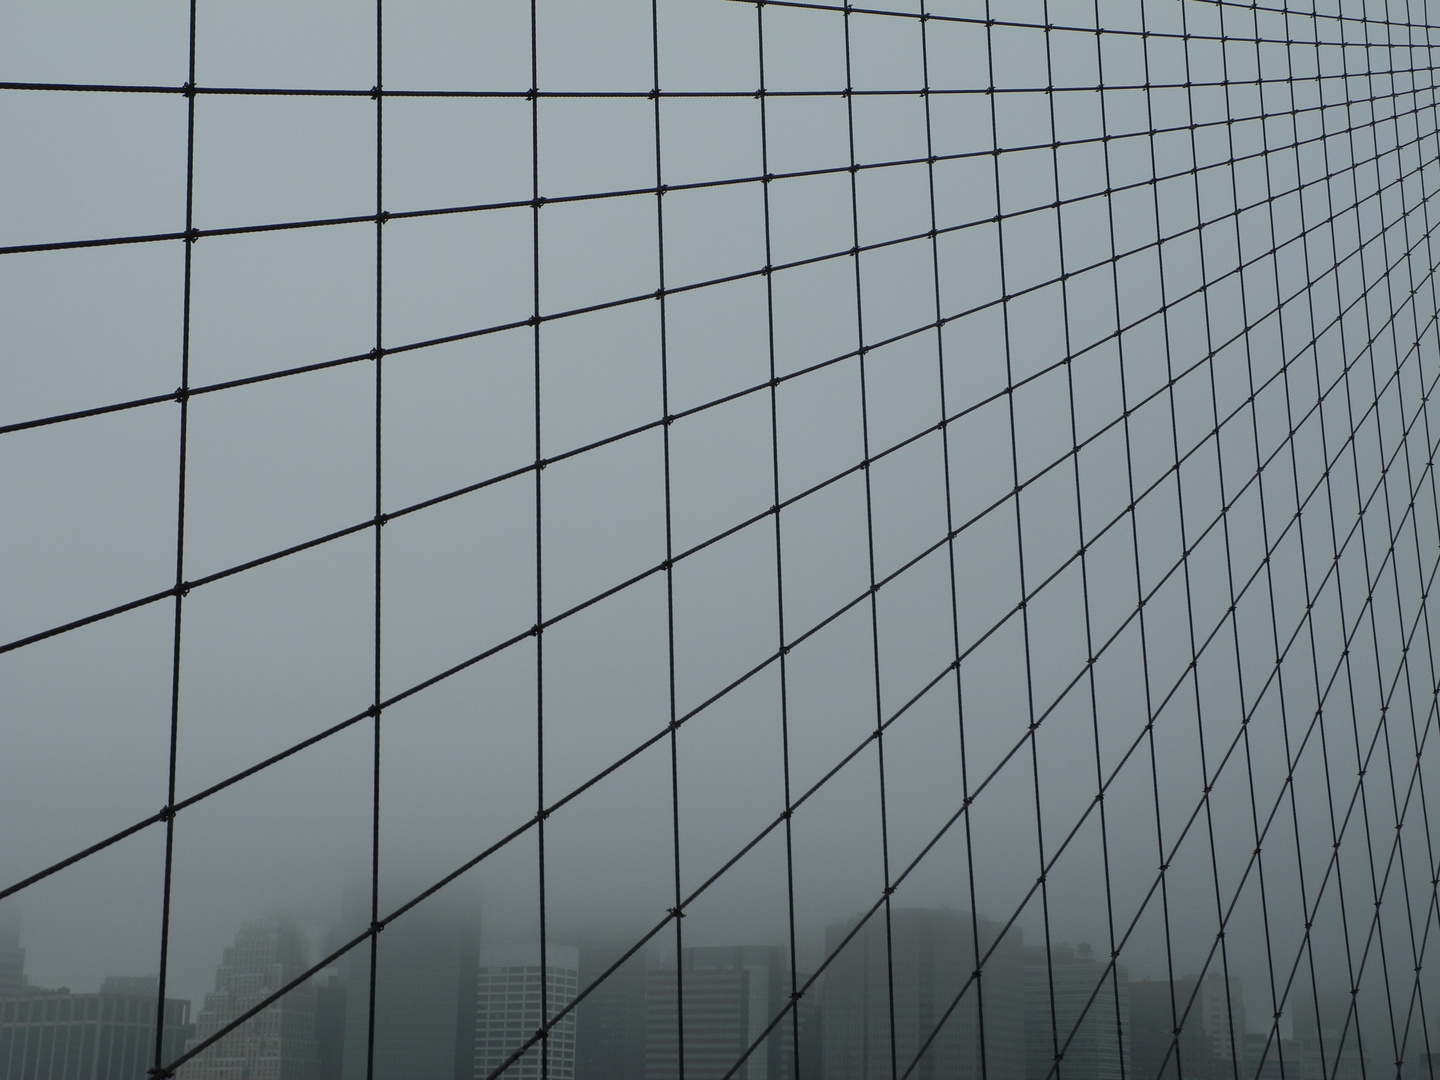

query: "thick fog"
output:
2 1 1438 1079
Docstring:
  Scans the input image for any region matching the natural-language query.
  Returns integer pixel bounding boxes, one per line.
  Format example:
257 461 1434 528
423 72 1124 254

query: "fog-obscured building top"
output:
575 941 645 1080
339 905 479 1080
181 916 319 1080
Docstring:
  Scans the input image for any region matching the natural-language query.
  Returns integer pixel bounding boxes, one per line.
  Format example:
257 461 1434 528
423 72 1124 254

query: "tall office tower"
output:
0 977 192 1080
182 916 320 1080
474 944 579 1080
338 902 479 1080
1197 973 1245 1076
821 909 1026 1080
574 943 646 1080
1128 974 1247 1080
1129 977 1214 1080
1022 944 1129 1080
313 976 346 1080
646 946 792 1080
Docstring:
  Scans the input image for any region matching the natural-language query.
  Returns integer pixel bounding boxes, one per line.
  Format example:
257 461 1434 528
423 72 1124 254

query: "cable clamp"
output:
667 907 685 919
181 82 195 100
187 228 201 244
174 386 190 404
371 920 385 934
158 805 175 822
369 86 381 101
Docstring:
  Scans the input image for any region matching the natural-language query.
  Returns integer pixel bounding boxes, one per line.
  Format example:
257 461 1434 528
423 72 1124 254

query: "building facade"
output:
1022 944 1128 1080
182 917 320 1080
574 942 646 1080
475 944 579 1080
0 979 191 1080
645 946 791 1080
338 901 478 1080
822 908 1026 1080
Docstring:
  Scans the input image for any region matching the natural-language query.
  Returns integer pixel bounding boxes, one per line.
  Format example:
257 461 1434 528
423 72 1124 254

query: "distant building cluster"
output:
0 910 1415 1080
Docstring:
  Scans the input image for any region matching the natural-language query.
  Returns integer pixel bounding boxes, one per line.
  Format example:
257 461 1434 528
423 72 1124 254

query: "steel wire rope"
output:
9 171 1440 925
5 70 1433 457
149 357 1440 1080
6 11 1440 1080
148 3 198 1079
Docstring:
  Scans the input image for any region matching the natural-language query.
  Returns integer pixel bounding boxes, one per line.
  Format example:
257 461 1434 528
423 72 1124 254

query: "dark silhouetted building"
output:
822 909 1025 1080
1129 973 1245 1080
1023 943 1128 1080
313 977 345 1080
646 946 792 1080
339 905 479 1080
475 944 578 1080
0 977 191 1080
575 942 646 1080
182 916 319 1080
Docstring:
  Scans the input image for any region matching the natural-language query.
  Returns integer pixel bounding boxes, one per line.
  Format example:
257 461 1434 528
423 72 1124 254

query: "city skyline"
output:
0 905 1405 1080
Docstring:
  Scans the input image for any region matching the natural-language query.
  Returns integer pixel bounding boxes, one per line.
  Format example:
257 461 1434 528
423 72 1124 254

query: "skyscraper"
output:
474 944 579 1080
338 901 479 1080
1023 944 1128 1080
1128 973 1245 1080
646 946 790 1080
574 942 645 1080
182 916 320 1080
821 909 1026 1080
